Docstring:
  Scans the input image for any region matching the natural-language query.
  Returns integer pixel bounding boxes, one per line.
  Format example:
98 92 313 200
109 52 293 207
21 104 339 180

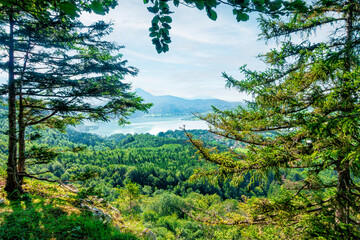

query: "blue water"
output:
76 116 209 136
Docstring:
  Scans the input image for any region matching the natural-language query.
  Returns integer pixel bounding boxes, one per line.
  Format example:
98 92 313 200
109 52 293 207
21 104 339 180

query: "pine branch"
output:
25 111 58 127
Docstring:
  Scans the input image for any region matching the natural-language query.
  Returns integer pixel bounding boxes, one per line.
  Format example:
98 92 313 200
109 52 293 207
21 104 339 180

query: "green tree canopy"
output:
185 0 360 238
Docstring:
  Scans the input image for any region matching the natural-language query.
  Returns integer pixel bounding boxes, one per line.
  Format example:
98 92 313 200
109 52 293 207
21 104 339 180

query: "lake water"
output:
77 116 209 136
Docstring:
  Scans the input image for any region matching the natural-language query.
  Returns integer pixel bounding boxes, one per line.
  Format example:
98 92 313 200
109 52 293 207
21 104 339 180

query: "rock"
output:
85 199 94 204
92 207 112 223
142 228 156 240
80 204 112 223
108 204 120 213
80 203 91 210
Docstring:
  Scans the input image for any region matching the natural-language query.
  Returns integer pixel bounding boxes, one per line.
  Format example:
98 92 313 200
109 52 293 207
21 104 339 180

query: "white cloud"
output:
123 49 203 66
80 0 266 102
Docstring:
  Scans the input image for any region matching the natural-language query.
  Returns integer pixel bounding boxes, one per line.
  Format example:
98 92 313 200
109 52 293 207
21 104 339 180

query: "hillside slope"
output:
0 176 141 240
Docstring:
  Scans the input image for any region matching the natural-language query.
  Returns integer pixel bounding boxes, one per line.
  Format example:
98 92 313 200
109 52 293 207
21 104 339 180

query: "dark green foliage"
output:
185 0 360 237
146 193 187 218
1 19 151 126
0 0 121 198
0 125 276 239
303 213 360 240
76 185 104 200
29 129 268 201
0 119 270 202
142 192 209 239
0 0 151 196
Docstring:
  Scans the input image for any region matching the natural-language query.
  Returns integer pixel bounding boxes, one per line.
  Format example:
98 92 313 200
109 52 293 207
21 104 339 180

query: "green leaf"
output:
155 44 162 54
147 6 159 13
162 38 171 44
152 16 160 24
269 1 282 11
236 12 249 22
163 34 171 41
173 0 180 7
152 38 160 45
90 0 105 15
206 8 217 21
0 0 14 7
151 23 160 30
149 27 157 32
207 0 217 7
143 0 149 3
162 23 172 30
159 1 169 10
59 2 78 18
240 0 251 7
252 0 265 6
195 0 205 10
149 32 158 38
161 16 172 23
163 43 169 52
160 28 169 36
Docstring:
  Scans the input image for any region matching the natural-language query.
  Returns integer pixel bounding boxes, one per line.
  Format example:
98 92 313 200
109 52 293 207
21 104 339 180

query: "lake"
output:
76 116 209 136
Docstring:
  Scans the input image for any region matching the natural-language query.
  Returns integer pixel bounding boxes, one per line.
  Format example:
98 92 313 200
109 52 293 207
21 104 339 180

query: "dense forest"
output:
0 124 292 239
0 108 290 239
35 129 274 199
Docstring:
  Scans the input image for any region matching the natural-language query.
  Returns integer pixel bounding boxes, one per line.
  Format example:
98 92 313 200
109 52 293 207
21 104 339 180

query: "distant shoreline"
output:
76 115 208 136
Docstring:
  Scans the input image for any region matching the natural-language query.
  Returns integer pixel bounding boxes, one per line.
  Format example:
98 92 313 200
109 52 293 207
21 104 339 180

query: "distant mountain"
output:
133 88 243 117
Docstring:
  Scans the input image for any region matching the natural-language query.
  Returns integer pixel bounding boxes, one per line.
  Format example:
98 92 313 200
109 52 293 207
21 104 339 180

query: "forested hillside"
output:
29 129 271 201
0 127 287 239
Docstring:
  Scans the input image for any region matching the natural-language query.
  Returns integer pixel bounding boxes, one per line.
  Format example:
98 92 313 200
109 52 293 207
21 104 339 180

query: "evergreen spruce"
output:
184 0 360 238
0 0 150 198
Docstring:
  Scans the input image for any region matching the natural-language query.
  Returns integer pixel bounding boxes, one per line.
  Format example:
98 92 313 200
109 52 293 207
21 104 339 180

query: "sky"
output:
81 0 273 102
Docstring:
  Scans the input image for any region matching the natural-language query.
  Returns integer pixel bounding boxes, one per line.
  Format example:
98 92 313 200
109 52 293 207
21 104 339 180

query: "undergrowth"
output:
0 177 139 240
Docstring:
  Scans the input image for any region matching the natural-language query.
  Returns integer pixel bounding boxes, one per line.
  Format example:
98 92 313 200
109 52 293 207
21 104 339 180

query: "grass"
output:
0 177 140 240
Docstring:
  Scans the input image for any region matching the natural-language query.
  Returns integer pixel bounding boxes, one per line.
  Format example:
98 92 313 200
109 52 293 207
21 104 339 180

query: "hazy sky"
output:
81 0 274 102
0 1 273 102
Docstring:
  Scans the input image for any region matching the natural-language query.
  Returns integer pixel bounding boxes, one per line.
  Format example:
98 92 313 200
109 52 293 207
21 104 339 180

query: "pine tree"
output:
20 20 150 183
0 0 150 198
183 0 360 238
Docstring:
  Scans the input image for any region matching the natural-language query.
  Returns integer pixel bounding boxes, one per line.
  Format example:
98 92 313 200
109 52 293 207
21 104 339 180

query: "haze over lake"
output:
77 116 209 136
75 89 242 136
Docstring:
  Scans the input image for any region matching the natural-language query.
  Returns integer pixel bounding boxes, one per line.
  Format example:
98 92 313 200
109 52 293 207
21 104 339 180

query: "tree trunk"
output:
4 10 23 198
17 35 31 186
335 0 354 224
336 165 350 224
17 85 26 185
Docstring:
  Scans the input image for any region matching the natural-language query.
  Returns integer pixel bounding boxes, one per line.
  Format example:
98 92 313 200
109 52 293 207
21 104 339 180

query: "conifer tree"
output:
180 0 360 238
0 0 150 198
18 20 150 185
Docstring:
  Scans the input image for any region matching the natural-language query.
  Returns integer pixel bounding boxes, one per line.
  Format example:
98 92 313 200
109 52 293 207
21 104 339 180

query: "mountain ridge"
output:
134 88 243 117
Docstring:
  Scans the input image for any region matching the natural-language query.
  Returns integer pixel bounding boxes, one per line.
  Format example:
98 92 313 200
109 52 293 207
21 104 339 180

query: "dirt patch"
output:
0 178 5 188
